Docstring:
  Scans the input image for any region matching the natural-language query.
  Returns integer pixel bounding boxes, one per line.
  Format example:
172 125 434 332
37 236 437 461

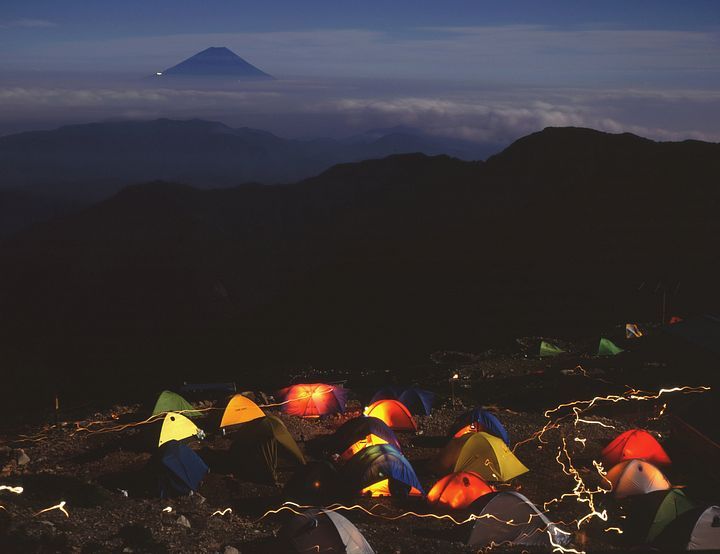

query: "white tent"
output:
687 506 720 551
467 491 571 548
607 459 670 499
324 510 375 554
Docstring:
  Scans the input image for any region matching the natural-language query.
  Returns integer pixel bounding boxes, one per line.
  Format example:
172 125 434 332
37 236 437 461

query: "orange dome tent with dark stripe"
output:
364 399 416 431
278 383 348 418
602 429 671 467
427 471 494 510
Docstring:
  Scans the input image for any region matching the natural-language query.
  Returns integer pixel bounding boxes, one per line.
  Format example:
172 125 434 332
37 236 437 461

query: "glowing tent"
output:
279 508 375 553
341 444 423 497
158 412 202 447
278 383 348 417
607 459 670 499
602 429 671 467
539 341 564 357
230 414 305 483
598 337 624 356
433 432 528 482
427 471 494 510
325 416 401 461
364 399 416 431
220 393 265 428
448 408 509 444
153 439 208 498
624 489 695 543
626 323 644 339
152 390 201 418
466 491 571 548
370 386 434 416
687 506 720 550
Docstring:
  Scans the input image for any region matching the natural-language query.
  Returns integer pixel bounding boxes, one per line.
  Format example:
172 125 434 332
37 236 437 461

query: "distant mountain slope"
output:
0 118 496 206
1 127 718 405
157 46 273 79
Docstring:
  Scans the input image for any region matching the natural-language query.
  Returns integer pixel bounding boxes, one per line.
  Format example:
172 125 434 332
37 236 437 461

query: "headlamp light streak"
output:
0 485 23 494
34 500 69 518
211 508 233 516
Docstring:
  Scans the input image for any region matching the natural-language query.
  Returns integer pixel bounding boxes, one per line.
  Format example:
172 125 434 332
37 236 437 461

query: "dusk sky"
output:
1 0 719 144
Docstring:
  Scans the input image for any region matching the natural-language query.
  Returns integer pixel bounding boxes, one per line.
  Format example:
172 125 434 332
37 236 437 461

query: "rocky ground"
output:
0 338 714 553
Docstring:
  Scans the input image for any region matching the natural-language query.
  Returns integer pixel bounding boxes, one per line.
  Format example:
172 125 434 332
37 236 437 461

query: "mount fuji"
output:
156 47 274 80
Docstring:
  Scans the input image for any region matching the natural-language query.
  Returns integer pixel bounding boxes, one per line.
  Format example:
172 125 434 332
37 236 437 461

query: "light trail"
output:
0 486 23 494
211 508 232 516
34 501 69 518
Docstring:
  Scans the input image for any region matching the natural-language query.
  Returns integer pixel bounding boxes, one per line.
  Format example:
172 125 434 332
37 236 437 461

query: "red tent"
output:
602 429 671 467
427 471 494 509
364 399 416 431
278 383 347 418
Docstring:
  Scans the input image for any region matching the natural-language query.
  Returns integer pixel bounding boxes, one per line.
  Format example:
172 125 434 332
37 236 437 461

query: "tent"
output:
433 432 528 482
284 461 339 504
598 337 624 356
364 399 416 431
325 416 401 461
539 341 564 357
158 412 202 447
151 390 201 418
606 459 670 499
626 323 644 339
687 505 720 550
370 387 434 416
427 471 494 510
466 491 571 548
153 440 208 498
624 489 695 543
448 408 509 445
220 394 265 428
278 383 348 417
230 415 305 483
279 508 374 553
601 429 671 467
341 444 423 497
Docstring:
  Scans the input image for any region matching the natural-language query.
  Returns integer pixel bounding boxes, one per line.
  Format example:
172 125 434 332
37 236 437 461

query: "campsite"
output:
0 320 717 553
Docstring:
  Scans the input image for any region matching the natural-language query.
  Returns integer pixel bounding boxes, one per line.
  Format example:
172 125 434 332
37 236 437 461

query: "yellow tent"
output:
158 412 201 447
434 432 528 482
220 394 266 428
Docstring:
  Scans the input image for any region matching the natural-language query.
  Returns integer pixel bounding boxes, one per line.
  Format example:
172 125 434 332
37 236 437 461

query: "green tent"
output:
152 390 202 418
229 415 305 483
626 489 695 543
539 341 565 357
597 338 624 356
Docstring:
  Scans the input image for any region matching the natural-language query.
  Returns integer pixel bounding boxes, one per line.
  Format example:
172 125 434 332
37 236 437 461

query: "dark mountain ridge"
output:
157 46 274 79
1 127 718 411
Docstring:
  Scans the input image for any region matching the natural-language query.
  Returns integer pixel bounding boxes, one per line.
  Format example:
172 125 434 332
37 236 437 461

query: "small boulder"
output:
176 515 191 528
223 547 240 554
16 449 30 466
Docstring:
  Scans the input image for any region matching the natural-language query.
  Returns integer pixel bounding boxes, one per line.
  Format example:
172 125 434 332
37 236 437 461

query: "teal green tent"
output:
539 341 564 357
597 338 624 356
152 390 202 418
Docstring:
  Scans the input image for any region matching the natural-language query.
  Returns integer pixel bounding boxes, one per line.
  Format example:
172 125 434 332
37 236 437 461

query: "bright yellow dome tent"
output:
220 394 266 429
158 412 202 447
434 432 528 482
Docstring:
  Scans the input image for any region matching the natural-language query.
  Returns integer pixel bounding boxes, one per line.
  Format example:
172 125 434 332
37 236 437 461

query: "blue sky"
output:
0 1 719 142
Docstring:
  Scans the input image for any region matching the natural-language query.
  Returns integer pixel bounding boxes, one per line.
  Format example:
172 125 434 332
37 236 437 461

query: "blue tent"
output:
449 408 509 445
155 440 209 498
370 386 435 416
341 444 424 497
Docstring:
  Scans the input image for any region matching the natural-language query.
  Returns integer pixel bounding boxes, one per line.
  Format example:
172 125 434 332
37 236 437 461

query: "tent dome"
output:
152 440 208 498
158 412 202 447
364 399 416 431
279 508 375 553
341 444 423 497
427 471 494 510
220 393 265 428
370 387 434 416
607 459 670 499
325 416 401 461
448 408 509 444
278 383 348 417
602 429 671 467
433 432 528 482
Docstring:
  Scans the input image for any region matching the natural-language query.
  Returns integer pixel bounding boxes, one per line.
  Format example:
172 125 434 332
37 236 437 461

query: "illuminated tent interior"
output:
539 340 564 357
370 386 435 416
427 471 494 510
364 399 416 431
341 444 423 497
448 407 509 444
325 416 401 462
229 414 305 483
278 383 348 417
598 337 624 356
279 508 375 553
602 429 671 467
466 491 571 548
151 390 202 418
623 489 696 544
220 393 265 428
152 439 208 498
687 506 720 550
607 459 671 499
626 323 644 338
433 431 528 482
158 411 202 447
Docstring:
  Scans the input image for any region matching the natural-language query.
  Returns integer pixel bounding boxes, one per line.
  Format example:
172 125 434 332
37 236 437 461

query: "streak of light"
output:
211 508 232 516
72 407 215 436
0 486 23 494
162 506 173 513
604 527 623 534
571 407 615 429
34 501 69 518
573 438 586 448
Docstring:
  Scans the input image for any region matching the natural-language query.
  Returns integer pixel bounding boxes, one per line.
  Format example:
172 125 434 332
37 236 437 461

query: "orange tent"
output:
279 383 347 418
364 399 416 431
427 471 494 510
220 394 266 428
602 429 671 467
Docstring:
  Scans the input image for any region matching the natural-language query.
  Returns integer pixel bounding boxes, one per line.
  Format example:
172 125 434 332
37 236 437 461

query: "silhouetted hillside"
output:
1 127 718 410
